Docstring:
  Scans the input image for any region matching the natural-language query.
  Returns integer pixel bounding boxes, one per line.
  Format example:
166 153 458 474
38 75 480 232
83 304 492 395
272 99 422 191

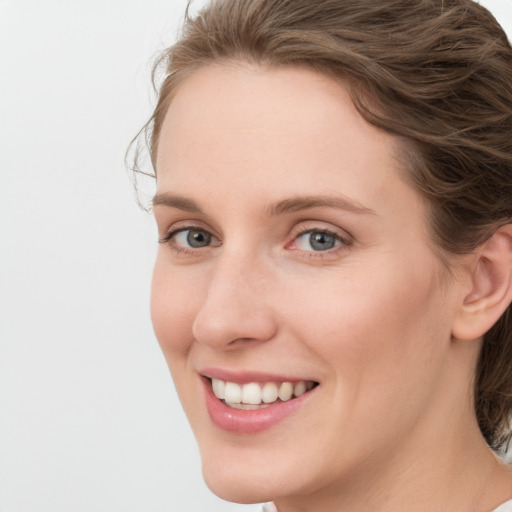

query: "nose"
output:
192 253 278 350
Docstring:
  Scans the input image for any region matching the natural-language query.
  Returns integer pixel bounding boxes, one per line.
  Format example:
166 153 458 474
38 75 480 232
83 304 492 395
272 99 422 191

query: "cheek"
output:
283 262 452 389
150 256 199 359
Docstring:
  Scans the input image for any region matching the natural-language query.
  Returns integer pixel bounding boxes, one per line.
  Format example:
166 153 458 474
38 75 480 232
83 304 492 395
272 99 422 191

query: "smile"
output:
211 378 317 410
202 374 319 434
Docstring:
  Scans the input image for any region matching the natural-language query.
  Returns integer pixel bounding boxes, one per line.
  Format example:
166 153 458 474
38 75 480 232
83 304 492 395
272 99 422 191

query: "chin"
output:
198 438 327 506
198 439 304 504
202 460 275 504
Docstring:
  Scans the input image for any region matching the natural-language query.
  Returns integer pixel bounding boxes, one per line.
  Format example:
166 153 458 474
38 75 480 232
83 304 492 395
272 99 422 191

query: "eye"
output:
294 229 346 252
159 227 220 251
175 229 213 248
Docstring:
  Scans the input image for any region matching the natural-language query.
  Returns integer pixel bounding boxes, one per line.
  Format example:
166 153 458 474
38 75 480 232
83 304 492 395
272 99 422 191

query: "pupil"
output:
187 230 211 248
310 232 335 251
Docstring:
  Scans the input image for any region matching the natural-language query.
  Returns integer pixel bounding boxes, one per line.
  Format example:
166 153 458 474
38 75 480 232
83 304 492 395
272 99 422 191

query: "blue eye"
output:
296 230 342 252
160 227 220 251
175 229 213 248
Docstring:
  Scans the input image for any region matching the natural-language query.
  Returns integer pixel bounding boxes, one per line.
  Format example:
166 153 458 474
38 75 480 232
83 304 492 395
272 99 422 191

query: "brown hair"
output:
134 0 512 452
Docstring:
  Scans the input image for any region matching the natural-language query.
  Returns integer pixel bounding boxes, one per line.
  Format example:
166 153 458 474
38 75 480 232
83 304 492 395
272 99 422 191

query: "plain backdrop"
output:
0 1 511 511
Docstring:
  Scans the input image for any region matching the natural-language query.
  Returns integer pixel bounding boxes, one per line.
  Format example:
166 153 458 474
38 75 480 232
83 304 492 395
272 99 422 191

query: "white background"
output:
0 1 511 511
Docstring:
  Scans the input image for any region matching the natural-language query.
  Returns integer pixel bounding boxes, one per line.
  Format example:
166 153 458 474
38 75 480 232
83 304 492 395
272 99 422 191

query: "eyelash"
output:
290 227 352 256
159 225 352 258
158 226 219 255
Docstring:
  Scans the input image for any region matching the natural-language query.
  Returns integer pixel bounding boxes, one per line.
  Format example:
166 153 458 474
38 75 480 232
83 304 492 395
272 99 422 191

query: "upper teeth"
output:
211 378 314 407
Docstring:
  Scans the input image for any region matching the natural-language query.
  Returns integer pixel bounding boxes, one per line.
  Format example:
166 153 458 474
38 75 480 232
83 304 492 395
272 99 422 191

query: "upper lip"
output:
199 367 318 384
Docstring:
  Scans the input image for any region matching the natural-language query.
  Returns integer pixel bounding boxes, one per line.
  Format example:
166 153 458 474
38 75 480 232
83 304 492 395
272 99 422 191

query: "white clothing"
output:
493 498 512 512
261 498 512 511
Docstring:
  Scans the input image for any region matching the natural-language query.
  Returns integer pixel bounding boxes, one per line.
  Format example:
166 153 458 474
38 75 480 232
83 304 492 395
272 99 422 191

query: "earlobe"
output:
452 225 512 341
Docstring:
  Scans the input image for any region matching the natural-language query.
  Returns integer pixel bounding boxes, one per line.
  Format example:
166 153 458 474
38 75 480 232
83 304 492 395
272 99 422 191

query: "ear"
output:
452 224 512 341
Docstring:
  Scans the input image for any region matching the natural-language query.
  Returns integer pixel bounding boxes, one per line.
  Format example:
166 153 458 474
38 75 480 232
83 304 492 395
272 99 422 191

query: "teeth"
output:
227 402 271 410
278 382 293 401
242 382 262 405
293 381 307 397
224 382 242 404
212 378 225 400
210 378 316 407
262 382 278 404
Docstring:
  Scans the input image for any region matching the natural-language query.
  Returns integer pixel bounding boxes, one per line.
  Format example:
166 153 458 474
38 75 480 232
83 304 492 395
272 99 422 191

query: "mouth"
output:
207 377 319 410
200 370 320 433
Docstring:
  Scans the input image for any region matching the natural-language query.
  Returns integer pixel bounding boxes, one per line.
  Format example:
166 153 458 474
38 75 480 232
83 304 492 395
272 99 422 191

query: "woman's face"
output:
151 64 465 505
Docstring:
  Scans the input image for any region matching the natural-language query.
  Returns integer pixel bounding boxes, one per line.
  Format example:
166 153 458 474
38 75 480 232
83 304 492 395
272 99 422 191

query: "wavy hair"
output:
132 0 512 451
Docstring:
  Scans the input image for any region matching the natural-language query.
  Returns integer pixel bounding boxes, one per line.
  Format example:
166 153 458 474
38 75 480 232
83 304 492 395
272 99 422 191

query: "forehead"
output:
158 63 384 148
155 62 415 218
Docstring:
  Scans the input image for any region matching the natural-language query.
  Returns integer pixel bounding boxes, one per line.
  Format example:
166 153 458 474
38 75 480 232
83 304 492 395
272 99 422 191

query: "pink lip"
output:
200 367 311 384
201 375 316 434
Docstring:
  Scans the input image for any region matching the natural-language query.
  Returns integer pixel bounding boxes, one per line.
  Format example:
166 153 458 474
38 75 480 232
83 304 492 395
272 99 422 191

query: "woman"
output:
138 0 512 509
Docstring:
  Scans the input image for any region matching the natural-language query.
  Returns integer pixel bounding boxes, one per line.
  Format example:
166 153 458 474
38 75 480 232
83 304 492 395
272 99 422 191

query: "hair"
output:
132 0 512 452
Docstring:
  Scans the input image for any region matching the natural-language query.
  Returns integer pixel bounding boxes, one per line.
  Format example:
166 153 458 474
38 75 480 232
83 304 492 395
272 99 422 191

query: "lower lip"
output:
203 378 314 434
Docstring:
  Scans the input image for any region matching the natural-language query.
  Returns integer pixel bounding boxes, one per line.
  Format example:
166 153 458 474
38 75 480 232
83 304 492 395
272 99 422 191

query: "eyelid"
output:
158 219 219 242
286 222 353 257
157 219 352 259
290 221 353 244
158 224 221 255
159 227 218 243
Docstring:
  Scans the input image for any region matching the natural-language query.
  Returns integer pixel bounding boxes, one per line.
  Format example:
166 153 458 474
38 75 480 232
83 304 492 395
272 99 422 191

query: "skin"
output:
151 63 512 511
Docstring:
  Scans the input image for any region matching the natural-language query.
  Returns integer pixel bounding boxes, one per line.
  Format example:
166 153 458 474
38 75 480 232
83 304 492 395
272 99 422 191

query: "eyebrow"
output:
152 192 376 216
265 195 376 216
153 193 204 213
